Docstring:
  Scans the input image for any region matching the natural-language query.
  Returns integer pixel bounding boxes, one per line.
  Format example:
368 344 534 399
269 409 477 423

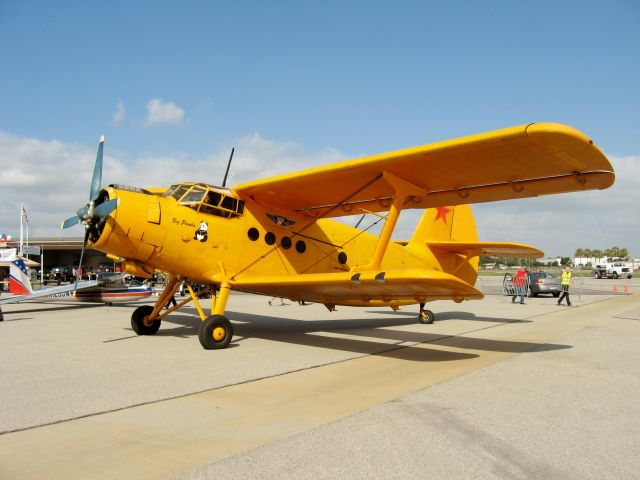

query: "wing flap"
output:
233 123 614 218
230 269 483 304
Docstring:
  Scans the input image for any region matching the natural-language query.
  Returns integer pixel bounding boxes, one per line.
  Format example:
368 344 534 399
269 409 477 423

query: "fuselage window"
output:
265 232 276 245
338 252 348 264
295 240 306 253
281 237 292 249
248 228 260 241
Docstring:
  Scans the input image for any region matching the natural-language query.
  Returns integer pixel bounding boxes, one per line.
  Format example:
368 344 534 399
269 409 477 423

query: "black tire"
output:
131 305 161 335
553 292 560 298
199 315 233 349
612 272 618 279
419 309 435 324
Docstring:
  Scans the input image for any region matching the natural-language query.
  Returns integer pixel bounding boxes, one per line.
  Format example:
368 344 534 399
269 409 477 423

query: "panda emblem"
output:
194 221 208 242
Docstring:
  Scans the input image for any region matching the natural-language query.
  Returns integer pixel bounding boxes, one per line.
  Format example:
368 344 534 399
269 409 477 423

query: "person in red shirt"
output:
512 266 528 304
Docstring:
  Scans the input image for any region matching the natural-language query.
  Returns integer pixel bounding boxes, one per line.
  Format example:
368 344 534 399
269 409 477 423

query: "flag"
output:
22 205 28 224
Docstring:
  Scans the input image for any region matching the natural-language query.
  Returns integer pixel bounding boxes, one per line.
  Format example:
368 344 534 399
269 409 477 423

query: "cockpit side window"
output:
180 187 206 204
171 186 190 202
163 184 180 197
205 191 222 207
170 183 245 219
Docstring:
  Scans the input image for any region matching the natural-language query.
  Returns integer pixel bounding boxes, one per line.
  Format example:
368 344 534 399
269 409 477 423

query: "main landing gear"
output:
418 303 435 324
130 275 234 350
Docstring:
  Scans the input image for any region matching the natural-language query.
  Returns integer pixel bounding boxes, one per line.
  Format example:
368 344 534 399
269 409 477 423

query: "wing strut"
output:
352 171 425 272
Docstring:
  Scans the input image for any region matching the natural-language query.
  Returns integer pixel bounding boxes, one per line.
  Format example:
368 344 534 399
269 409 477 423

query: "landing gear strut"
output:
129 275 235 350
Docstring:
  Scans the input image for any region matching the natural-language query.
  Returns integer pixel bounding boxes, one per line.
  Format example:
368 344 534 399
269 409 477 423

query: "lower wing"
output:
229 269 483 306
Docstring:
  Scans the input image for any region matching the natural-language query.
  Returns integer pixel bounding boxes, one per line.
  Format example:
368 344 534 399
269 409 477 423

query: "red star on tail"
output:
434 206 451 224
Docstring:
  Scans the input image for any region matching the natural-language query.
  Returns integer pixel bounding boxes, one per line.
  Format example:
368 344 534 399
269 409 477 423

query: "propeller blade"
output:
61 216 80 229
93 198 118 219
89 135 105 201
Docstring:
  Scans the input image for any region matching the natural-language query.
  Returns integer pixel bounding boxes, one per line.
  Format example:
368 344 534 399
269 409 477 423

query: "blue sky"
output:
1 1 639 256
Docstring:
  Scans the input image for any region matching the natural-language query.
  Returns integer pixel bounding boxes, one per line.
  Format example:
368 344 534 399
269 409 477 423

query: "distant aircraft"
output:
0 258 152 320
60 124 614 349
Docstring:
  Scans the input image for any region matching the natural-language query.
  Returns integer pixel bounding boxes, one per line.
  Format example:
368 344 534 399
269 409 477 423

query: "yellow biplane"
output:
61 123 614 349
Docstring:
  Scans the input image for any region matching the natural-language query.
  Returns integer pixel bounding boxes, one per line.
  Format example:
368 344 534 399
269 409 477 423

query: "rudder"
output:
407 205 479 285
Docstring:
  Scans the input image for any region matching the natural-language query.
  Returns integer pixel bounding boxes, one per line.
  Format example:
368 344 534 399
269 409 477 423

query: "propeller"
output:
61 135 118 289
61 135 118 232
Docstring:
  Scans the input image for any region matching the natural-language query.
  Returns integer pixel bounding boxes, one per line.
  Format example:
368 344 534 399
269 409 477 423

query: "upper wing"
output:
0 281 99 305
233 123 614 218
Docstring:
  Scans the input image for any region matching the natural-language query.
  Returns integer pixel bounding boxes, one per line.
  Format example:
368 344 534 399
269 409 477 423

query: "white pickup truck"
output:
592 263 633 279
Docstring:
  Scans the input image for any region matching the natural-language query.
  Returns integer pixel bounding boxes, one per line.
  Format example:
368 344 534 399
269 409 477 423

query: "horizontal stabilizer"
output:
427 241 543 258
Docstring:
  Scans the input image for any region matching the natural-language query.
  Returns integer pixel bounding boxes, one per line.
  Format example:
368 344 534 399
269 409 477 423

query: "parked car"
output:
527 271 561 297
46 266 75 285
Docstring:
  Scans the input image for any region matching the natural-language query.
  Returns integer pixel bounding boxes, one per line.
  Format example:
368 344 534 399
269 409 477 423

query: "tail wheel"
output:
131 305 161 335
199 315 233 349
419 309 435 324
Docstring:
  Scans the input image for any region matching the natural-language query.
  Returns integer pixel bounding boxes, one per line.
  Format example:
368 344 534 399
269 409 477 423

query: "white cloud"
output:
112 100 126 127
0 131 637 258
143 98 185 127
0 131 342 238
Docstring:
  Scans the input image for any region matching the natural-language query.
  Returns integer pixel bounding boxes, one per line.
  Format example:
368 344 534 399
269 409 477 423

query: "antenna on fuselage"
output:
222 148 235 187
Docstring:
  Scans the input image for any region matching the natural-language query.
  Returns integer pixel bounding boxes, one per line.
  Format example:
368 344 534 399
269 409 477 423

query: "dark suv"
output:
527 271 561 297
47 266 75 285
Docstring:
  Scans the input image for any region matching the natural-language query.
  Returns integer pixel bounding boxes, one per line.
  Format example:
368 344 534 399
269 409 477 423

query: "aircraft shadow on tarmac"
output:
368 309 533 324
133 308 571 362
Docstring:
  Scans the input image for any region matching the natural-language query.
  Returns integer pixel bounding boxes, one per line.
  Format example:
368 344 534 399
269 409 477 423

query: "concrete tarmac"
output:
1 278 639 479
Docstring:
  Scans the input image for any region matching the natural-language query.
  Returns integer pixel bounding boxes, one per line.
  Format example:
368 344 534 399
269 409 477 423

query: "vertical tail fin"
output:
407 205 479 285
9 258 34 295
409 205 478 244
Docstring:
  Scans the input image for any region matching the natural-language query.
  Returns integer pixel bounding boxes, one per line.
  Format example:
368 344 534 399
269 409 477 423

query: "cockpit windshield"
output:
164 182 245 218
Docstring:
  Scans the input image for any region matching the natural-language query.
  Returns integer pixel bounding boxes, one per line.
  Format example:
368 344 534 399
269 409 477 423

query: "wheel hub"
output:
212 326 226 341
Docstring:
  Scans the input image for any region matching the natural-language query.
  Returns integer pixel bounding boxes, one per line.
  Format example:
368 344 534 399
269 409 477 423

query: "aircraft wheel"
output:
131 305 161 335
199 315 233 350
419 309 435 324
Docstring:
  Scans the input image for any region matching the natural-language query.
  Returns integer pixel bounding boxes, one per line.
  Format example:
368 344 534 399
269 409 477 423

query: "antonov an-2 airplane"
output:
59 123 614 349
